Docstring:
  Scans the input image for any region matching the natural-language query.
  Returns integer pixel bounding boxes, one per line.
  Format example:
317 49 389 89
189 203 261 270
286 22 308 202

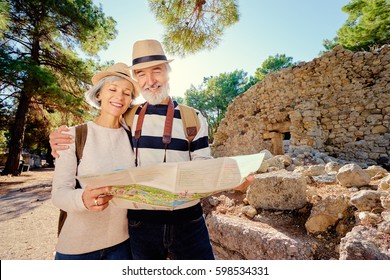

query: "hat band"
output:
114 71 134 95
115 71 131 78
133 55 167 66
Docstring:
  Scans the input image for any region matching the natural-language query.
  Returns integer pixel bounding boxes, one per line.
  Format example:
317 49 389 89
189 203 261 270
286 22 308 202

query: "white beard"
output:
141 83 170 105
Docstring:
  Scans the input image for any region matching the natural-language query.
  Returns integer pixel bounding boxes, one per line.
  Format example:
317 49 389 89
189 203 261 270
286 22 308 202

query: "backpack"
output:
123 103 201 153
56 123 132 236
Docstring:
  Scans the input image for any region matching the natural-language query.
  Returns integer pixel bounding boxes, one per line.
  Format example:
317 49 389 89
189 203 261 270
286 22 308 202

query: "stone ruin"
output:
205 45 390 260
212 45 390 165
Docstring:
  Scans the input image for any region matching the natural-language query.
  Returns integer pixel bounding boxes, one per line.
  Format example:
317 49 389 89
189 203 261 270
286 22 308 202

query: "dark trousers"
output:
55 238 131 260
128 215 215 260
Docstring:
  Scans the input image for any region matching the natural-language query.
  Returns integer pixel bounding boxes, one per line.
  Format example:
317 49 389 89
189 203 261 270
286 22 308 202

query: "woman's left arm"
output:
51 127 85 212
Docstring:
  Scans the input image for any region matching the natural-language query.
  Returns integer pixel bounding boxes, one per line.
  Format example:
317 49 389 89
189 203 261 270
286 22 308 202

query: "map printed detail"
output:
110 185 207 207
77 153 265 210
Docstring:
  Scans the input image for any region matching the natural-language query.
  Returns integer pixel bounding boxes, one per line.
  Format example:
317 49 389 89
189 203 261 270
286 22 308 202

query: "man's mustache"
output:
143 83 161 91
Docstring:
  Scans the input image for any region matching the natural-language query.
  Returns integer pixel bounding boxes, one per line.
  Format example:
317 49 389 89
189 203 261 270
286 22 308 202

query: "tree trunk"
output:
1 91 31 176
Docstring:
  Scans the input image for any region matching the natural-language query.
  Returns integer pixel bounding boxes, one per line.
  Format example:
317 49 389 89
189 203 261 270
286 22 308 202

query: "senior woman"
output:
51 63 137 260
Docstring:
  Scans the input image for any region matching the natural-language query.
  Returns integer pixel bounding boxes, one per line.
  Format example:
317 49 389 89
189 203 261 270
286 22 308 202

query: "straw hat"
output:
92 63 139 97
130 39 173 70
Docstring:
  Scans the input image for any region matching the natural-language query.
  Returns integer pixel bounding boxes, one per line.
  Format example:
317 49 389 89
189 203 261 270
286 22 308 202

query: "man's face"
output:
134 63 170 105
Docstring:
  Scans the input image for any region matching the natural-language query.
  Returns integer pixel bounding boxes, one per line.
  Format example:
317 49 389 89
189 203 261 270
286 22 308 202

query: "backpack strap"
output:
75 123 88 164
123 104 142 128
178 104 200 160
74 123 88 189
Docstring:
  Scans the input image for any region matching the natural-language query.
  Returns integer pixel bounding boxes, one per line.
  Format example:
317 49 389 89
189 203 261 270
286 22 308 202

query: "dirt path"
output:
0 169 57 260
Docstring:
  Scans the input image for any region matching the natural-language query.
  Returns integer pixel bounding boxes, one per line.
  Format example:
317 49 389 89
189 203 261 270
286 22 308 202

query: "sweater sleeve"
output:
51 127 87 213
191 110 213 161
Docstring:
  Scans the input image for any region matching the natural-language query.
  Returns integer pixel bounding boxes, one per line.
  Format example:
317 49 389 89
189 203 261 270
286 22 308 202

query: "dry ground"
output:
0 168 57 260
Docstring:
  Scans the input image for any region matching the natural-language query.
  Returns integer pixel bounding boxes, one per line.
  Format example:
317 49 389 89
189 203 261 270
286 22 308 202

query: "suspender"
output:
134 97 175 167
134 102 148 167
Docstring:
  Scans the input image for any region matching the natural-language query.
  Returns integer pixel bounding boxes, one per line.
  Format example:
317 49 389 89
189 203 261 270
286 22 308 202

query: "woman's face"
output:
98 79 133 117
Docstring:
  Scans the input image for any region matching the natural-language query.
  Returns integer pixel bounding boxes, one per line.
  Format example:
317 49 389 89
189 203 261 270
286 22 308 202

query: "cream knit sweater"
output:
51 121 134 254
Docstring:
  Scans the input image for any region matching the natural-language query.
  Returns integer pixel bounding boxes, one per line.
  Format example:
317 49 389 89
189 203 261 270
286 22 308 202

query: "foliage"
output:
0 0 9 38
255 54 295 81
0 0 117 175
0 130 7 153
338 0 390 50
242 75 259 92
321 0 390 53
184 70 249 139
148 0 239 56
172 96 184 104
319 36 340 56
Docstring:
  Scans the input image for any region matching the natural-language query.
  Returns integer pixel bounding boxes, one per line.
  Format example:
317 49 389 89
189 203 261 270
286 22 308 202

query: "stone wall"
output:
212 45 390 164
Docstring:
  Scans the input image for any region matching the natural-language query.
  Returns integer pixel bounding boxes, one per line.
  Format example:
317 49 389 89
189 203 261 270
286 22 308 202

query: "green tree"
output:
319 36 340 56
184 84 210 119
0 0 9 38
185 70 249 139
337 0 390 51
172 96 184 104
255 54 295 81
242 75 258 92
0 130 6 153
148 0 239 56
1 0 116 175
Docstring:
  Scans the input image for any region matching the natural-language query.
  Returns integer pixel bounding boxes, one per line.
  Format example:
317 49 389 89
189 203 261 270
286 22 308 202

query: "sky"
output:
92 0 350 98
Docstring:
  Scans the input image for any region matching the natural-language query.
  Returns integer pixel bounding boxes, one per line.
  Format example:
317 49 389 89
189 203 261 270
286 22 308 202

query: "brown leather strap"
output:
135 103 148 141
162 98 174 162
134 97 175 166
163 97 174 145
75 123 88 164
134 103 148 167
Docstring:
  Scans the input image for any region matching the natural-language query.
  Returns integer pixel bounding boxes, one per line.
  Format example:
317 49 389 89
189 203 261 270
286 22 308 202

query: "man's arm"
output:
233 173 256 192
49 125 74 158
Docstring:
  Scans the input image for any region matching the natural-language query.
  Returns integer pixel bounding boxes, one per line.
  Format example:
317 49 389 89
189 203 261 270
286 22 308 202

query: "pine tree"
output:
338 0 390 51
0 0 117 175
148 0 239 56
